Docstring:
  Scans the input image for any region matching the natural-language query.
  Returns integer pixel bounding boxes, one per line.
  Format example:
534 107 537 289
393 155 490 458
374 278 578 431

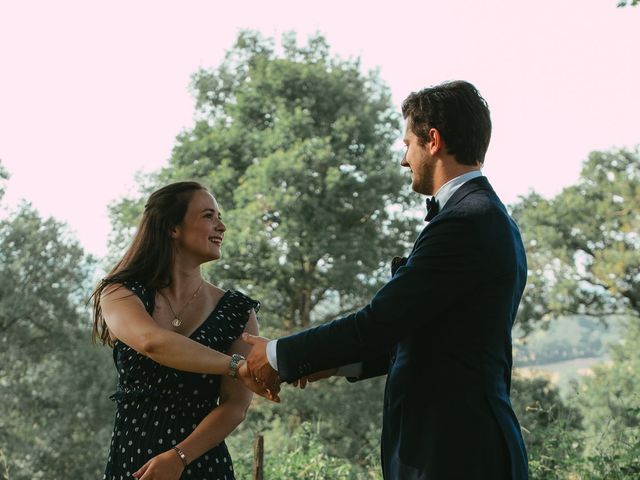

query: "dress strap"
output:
120 279 155 315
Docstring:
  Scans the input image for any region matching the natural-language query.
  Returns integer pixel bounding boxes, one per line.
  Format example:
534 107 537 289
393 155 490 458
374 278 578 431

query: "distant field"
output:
511 315 624 396
515 356 609 396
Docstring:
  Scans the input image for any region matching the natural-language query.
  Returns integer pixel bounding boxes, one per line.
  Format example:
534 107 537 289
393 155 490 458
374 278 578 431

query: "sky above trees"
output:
0 0 638 256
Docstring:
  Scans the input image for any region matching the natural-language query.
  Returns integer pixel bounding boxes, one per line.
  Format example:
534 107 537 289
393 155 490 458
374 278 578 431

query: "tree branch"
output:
316 305 360 325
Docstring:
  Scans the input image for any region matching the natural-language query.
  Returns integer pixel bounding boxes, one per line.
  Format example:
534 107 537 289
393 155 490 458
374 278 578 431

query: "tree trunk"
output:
252 434 264 480
299 288 311 328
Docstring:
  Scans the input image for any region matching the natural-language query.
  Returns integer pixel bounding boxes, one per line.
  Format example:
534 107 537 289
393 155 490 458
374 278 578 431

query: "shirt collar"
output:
433 170 483 209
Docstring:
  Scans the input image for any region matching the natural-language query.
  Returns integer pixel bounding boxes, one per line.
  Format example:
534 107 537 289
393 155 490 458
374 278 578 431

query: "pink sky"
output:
1 0 638 256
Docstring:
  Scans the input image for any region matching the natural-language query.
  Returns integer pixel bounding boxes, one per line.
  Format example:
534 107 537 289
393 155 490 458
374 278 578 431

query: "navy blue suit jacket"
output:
276 176 529 479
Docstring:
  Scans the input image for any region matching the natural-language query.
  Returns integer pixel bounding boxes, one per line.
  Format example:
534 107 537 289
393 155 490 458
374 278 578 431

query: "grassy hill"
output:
513 316 623 395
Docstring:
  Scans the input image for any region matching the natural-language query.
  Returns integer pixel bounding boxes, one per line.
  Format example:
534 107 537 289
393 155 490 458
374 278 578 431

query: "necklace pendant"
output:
171 317 182 328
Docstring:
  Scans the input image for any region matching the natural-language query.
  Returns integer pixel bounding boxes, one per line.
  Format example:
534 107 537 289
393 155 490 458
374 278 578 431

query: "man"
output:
244 80 529 479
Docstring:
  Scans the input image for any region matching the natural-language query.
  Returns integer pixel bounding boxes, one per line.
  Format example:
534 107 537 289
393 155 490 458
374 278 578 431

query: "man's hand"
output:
292 368 338 389
237 360 280 402
242 333 281 392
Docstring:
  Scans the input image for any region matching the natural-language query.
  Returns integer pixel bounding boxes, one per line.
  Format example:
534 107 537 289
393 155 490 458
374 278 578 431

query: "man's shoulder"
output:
443 180 507 219
416 190 509 244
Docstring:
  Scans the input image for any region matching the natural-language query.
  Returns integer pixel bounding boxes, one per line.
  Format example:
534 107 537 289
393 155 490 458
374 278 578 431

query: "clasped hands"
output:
238 333 336 402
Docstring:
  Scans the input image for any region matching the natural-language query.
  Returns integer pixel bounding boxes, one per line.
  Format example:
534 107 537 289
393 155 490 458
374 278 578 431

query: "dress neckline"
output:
113 289 232 348
185 289 231 339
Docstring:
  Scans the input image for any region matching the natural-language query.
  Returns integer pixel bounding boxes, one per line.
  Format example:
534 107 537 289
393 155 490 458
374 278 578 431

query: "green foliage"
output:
227 376 385 478
509 316 640 479
0 161 8 202
617 0 639 7
229 420 382 480
511 375 585 478
573 318 640 478
0 204 115 478
511 147 640 335
109 30 419 330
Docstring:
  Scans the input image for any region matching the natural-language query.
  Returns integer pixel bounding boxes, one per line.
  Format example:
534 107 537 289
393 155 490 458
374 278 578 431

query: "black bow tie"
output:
425 196 440 222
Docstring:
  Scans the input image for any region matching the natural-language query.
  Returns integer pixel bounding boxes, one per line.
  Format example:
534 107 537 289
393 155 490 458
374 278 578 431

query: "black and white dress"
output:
103 280 259 480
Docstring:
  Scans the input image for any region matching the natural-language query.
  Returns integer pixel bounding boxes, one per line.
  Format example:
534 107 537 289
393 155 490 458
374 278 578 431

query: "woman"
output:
92 181 277 480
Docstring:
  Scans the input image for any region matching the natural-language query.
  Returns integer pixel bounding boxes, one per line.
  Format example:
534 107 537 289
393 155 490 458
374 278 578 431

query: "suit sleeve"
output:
276 215 479 382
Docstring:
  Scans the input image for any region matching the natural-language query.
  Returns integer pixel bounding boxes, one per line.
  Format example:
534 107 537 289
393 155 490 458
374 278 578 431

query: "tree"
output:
573 317 640 478
511 147 640 335
0 200 114 478
109 31 420 331
509 147 640 476
0 162 8 201
617 0 639 7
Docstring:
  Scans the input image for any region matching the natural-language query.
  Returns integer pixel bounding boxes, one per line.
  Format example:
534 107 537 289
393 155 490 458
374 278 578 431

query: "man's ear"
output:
428 128 444 155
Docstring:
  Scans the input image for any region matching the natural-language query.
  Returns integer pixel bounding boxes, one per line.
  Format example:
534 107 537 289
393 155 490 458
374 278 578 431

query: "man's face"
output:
401 120 436 195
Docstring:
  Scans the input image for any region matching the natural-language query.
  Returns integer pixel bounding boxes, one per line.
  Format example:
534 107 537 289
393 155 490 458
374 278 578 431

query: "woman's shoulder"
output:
101 279 154 312
217 290 259 337
204 287 260 332
102 278 149 296
206 283 259 314
225 289 260 314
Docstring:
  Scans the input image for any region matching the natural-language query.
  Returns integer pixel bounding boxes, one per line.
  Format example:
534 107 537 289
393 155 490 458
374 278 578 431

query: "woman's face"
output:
172 189 226 263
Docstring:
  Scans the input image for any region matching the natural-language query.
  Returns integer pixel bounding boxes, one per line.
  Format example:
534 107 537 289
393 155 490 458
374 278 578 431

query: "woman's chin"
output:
197 248 220 264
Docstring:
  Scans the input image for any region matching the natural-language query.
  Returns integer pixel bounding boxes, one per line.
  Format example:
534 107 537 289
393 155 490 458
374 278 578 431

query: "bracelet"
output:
172 446 188 468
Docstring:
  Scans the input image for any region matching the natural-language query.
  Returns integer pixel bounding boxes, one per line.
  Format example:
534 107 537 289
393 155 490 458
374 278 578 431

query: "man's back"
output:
382 176 528 478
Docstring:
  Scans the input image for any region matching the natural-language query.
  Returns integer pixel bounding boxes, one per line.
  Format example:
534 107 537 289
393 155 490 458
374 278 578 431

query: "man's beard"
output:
420 160 436 196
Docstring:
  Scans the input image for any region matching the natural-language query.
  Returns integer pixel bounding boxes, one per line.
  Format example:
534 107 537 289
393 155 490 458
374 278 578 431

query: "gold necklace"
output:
159 279 205 328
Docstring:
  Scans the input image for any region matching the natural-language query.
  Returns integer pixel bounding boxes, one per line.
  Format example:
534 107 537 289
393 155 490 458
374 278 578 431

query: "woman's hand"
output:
237 360 281 403
133 450 184 479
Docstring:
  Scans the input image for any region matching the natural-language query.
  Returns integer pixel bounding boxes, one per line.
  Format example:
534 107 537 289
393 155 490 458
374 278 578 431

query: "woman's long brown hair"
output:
91 181 206 346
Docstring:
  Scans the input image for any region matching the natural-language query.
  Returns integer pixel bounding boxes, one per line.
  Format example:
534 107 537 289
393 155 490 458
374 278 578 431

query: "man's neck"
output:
432 159 481 195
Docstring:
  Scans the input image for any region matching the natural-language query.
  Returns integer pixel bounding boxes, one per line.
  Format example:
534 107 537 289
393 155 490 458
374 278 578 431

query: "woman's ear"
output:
169 225 180 239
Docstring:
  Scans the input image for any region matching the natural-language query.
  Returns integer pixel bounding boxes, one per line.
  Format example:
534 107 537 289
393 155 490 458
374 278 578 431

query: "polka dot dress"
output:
103 280 259 480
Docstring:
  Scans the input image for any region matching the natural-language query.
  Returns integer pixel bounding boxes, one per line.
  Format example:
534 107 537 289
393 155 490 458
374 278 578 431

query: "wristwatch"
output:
228 353 245 378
